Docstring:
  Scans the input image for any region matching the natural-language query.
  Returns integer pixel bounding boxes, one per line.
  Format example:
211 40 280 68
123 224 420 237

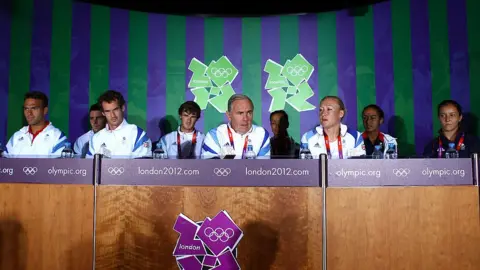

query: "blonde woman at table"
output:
300 96 365 159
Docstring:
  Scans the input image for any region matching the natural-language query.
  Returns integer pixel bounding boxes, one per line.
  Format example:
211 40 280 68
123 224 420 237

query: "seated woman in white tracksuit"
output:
300 96 366 159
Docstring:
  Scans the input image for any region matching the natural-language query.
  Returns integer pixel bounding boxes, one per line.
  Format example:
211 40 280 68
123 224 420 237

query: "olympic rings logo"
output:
286 65 308 77
213 168 231 176
392 168 410 177
204 227 235 242
23 167 38 175
108 167 125 176
210 68 232 78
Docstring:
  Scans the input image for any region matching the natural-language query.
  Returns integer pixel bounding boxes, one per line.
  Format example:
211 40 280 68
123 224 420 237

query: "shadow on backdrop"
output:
388 115 416 157
66 240 93 270
0 219 26 270
151 115 178 150
462 112 478 137
240 222 278 270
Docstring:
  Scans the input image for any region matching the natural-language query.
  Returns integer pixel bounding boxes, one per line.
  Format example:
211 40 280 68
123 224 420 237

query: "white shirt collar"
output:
315 123 348 137
106 119 127 132
227 123 254 136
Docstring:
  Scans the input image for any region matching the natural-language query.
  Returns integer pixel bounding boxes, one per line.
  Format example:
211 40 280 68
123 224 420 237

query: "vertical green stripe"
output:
89 5 110 106
242 18 262 126
203 18 224 132
128 11 148 129
392 0 415 155
428 0 450 134
317 12 338 100
280 15 300 142
165 16 186 129
467 0 480 137
50 0 72 137
354 6 376 131
7 0 33 138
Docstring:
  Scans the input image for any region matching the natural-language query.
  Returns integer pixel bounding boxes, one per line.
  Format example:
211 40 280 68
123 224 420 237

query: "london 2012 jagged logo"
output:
264 53 316 112
187 56 239 113
173 210 243 269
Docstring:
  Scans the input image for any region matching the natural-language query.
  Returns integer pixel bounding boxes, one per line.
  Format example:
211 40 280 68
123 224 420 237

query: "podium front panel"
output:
326 159 480 270
0 158 94 270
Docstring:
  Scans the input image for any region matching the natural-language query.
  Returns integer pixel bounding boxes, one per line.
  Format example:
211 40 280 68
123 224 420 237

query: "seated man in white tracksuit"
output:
202 94 270 159
74 103 106 158
159 101 205 159
361 104 398 156
4 91 68 158
86 90 152 159
301 96 365 159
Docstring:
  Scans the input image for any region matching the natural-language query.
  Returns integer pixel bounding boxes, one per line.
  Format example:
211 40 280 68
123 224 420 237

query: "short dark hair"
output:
178 101 201 119
362 104 385 120
24 91 48 107
438 100 462 116
89 103 102 113
270 110 289 124
97 90 126 110
320 96 346 119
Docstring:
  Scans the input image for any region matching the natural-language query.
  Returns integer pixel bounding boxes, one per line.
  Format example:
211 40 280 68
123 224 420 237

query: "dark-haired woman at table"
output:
423 100 480 158
269 110 299 158
362 104 397 156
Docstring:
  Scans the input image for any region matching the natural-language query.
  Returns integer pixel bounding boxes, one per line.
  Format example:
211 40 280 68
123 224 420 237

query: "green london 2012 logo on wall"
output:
188 56 239 113
264 53 316 112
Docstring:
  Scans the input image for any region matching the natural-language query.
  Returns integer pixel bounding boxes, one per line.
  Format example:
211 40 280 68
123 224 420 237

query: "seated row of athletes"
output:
4 89 480 159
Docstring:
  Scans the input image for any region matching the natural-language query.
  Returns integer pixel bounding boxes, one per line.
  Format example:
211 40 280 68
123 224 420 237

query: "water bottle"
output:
299 143 312 159
245 142 256 159
445 142 459 159
152 142 167 159
61 142 74 158
385 143 397 159
372 144 383 159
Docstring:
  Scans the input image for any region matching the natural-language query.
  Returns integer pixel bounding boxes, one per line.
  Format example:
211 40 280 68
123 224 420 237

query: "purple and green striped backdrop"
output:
1 0 479 156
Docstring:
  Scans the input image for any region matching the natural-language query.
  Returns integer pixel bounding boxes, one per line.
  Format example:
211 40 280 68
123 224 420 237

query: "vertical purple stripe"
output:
30 0 52 97
410 0 433 155
0 5 11 143
261 17 280 134
69 2 91 141
223 18 243 123
336 11 357 130
146 14 167 141
299 14 319 136
185 16 205 133
373 2 395 135
109 8 129 114
447 0 470 112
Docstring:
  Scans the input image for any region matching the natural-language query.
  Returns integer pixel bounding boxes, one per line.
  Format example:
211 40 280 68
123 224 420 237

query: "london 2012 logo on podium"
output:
173 210 243 269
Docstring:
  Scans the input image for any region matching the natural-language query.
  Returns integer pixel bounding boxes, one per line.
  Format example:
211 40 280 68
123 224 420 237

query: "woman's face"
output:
270 113 288 137
438 104 462 132
319 98 344 129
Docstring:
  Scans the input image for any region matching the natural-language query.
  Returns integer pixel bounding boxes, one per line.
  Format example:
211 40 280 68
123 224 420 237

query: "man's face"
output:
101 100 124 128
90 110 106 133
24 98 47 126
362 107 383 132
180 111 198 132
227 99 253 134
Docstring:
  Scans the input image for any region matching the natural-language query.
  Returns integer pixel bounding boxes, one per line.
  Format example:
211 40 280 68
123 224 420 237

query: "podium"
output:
94 159 322 269
0 158 94 270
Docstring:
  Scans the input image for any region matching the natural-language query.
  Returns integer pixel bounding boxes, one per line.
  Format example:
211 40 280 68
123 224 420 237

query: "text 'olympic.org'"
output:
334 168 381 178
422 167 465 178
48 166 87 177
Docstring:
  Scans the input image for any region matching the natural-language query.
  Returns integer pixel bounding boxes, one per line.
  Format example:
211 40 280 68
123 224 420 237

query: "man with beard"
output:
4 91 68 158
